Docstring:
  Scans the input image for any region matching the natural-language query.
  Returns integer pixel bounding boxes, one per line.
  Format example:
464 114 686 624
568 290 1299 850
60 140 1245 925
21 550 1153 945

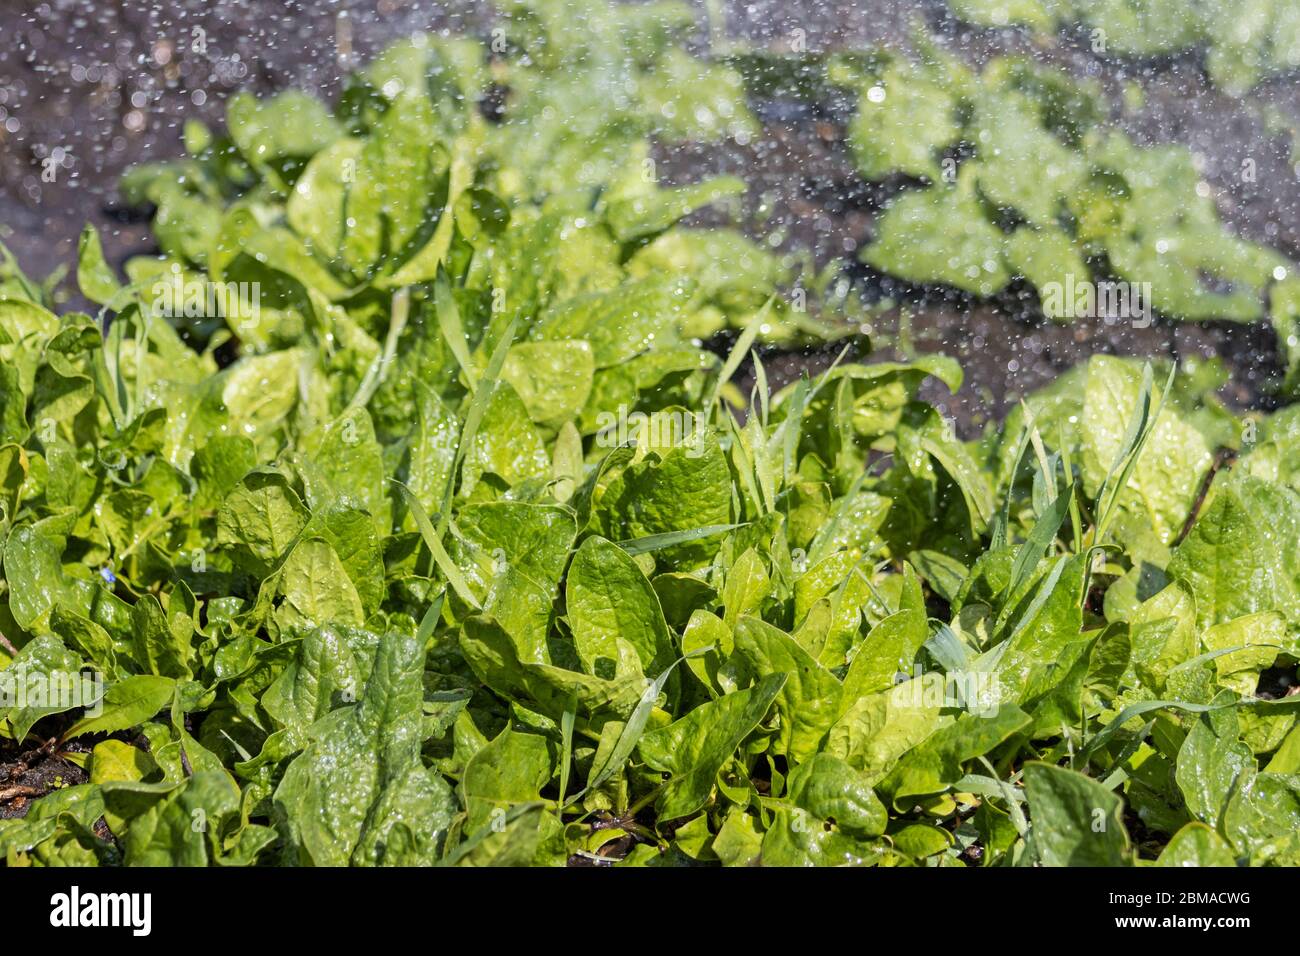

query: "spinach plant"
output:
2 3 1300 868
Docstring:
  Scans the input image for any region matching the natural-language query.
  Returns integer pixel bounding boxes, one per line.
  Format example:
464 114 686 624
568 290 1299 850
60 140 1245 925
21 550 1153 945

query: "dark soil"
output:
0 715 92 819
3 0 1300 433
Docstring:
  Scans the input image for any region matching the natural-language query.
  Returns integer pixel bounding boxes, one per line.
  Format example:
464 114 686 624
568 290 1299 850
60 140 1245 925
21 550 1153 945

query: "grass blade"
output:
392 479 481 610
435 268 477 391
808 466 870 562
439 315 520 530
1005 482 1075 601
1080 698 1231 762
347 286 411 414
573 647 712 803
558 694 577 809
703 294 774 421
616 523 746 556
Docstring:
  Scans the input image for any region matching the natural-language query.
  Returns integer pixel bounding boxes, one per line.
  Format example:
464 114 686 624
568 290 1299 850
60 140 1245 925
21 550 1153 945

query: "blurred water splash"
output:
2 0 1299 429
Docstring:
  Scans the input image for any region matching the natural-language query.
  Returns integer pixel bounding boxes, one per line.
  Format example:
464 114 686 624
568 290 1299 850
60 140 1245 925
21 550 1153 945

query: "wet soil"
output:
3 0 1300 432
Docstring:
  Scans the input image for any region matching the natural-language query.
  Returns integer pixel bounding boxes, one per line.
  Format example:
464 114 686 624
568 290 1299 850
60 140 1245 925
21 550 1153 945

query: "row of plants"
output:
1 0 1299 866
825 41 1300 393
949 0 1300 94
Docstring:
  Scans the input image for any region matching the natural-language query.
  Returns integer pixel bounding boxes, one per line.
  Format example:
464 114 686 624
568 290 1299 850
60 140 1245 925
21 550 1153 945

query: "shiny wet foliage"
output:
2 2 1300 867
